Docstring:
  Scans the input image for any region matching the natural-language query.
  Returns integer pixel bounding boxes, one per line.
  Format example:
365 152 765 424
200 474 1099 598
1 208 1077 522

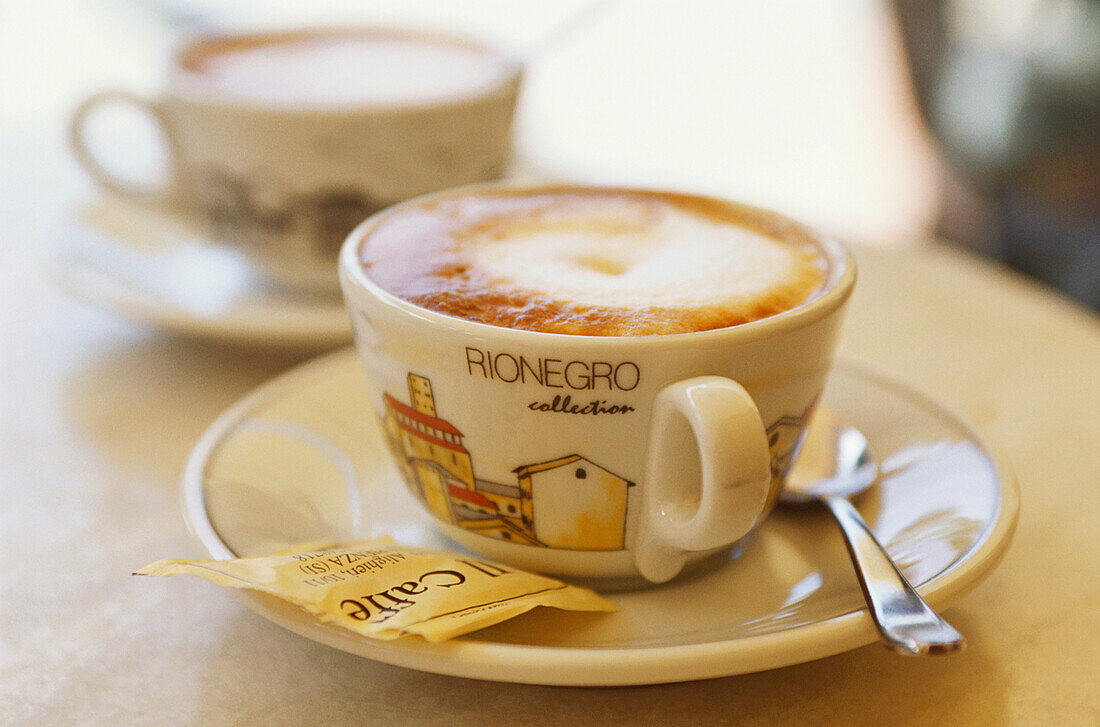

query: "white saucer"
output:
49 199 351 348
183 350 1017 685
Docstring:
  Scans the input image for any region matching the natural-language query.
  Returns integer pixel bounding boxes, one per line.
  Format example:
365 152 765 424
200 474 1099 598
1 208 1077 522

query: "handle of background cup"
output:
68 90 179 206
633 376 772 583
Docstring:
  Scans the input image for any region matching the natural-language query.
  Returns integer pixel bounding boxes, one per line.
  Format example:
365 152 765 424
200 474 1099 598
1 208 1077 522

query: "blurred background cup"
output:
68 26 523 293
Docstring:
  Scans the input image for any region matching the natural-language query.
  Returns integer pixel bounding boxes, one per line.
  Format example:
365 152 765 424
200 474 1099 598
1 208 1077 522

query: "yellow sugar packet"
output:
135 538 616 642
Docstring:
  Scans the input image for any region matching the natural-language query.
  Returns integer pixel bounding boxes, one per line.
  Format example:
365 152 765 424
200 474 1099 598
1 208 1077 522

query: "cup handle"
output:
634 376 772 583
69 91 179 206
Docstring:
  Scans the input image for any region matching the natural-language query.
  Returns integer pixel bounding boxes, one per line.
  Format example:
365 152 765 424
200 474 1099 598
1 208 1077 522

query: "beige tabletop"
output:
4 3 1100 726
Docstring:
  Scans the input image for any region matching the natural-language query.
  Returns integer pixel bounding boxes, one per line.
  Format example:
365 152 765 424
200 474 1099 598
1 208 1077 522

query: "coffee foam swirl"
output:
360 189 827 336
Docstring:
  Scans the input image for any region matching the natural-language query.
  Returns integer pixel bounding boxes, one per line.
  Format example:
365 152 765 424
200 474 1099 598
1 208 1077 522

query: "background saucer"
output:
49 198 351 349
183 350 1017 685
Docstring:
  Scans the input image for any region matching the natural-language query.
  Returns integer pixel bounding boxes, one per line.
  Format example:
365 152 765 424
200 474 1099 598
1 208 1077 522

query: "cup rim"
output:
338 182 857 350
166 25 525 114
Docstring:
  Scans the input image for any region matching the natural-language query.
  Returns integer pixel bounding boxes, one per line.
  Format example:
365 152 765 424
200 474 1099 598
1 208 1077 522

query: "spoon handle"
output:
823 495 966 655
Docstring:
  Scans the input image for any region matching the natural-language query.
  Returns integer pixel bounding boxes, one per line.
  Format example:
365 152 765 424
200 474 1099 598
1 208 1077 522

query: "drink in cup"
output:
339 184 855 585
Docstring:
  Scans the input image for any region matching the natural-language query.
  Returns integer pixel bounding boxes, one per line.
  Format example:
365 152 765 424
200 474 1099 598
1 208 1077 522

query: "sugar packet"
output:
135 539 616 642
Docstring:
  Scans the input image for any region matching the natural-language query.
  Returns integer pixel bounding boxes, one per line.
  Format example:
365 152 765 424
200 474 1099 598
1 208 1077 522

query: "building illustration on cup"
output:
380 373 635 551
379 371 817 552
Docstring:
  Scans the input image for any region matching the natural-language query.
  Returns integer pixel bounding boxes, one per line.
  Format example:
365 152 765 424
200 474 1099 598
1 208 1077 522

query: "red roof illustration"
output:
384 394 464 436
448 484 495 509
392 420 469 454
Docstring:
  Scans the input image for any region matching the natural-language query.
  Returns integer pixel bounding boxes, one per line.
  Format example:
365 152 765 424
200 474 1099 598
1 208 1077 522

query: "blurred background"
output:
2 0 1097 309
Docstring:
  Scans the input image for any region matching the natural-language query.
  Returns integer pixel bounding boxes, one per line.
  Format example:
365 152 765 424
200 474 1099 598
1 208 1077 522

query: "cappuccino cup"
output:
70 27 523 292
339 184 855 585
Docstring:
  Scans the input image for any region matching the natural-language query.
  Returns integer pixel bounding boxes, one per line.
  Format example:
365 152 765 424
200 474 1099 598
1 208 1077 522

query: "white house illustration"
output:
513 455 633 551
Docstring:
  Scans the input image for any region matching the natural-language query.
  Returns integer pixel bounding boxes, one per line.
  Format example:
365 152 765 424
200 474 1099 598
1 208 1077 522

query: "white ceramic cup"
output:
338 185 856 586
70 27 523 292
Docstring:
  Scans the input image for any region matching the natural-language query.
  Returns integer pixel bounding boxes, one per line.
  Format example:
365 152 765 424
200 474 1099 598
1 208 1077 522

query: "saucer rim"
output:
182 348 1019 685
49 203 351 348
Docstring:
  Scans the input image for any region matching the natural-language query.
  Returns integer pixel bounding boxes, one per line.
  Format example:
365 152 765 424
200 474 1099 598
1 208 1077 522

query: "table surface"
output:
6 194 1100 727
3 3 1100 726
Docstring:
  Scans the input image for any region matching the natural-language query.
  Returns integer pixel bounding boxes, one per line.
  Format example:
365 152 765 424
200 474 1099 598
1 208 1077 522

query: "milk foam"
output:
360 189 827 336
466 211 807 313
181 33 515 106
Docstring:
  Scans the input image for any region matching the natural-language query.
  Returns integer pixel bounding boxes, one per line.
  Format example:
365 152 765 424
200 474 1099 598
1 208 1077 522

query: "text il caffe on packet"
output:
135 538 616 642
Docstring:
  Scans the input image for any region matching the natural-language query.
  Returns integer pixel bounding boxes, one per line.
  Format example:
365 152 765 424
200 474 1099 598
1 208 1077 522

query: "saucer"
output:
182 350 1017 685
49 198 351 348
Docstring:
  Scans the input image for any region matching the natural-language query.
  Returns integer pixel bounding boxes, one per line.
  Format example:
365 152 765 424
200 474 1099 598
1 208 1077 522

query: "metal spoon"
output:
781 416 965 655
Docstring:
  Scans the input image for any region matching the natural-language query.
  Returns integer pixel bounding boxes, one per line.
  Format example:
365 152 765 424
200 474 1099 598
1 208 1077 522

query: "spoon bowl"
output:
781 410 966 656
783 423 878 504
